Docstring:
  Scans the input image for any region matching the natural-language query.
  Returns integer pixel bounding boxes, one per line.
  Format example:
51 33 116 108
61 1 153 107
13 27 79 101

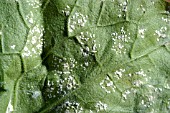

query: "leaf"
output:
1 0 170 113
0 0 46 113
40 0 170 113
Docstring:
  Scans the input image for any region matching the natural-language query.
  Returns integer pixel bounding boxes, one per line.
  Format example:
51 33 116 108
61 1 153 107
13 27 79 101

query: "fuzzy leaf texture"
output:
0 0 170 113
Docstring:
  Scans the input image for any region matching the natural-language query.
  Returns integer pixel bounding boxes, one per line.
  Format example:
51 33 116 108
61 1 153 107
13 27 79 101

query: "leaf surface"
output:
0 0 170 113
41 0 170 113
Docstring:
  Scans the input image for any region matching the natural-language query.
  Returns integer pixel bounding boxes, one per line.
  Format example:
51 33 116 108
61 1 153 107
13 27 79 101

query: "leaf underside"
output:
0 0 170 113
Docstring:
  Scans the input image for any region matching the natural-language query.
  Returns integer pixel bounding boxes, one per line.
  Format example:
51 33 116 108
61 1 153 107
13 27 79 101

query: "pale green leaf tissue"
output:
0 0 170 113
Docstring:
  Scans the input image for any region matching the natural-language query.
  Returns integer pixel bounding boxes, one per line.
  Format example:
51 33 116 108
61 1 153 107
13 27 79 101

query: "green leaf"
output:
1 0 170 113
41 0 170 113
0 0 46 113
